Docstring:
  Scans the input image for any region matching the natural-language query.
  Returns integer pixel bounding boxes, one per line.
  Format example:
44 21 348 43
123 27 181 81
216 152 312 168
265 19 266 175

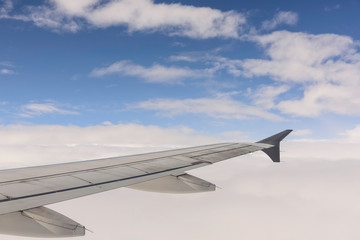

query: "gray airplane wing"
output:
0 129 292 238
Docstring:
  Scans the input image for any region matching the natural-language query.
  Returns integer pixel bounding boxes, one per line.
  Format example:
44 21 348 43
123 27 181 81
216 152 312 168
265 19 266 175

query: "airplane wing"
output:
0 129 292 238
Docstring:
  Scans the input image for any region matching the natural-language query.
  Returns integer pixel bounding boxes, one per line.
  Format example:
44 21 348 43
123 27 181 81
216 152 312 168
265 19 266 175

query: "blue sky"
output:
1 0 360 140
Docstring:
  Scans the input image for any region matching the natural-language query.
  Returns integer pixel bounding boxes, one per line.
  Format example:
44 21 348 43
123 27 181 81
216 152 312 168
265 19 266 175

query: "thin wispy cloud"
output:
2 0 246 39
324 4 341 12
0 61 15 75
19 103 79 118
169 53 245 77
0 0 13 15
90 60 211 84
131 96 283 121
0 69 14 75
0 61 14 67
261 11 299 30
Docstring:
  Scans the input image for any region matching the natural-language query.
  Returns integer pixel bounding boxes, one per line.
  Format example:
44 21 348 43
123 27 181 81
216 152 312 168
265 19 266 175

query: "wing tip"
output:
257 129 293 163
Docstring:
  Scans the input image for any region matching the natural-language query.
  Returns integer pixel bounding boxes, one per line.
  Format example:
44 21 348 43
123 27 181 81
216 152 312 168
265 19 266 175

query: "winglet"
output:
257 129 292 163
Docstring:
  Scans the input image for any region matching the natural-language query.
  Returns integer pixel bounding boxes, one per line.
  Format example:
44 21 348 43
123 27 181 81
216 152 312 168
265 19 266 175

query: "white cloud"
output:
244 31 357 82
27 5 81 32
140 30 360 118
20 103 79 117
3 0 246 38
169 55 198 62
0 69 14 75
90 60 210 83
277 84 360 117
0 123 215 168
0 1 80 32
170 53 246 77
219 130 251 141
342 125 360 143
261 11 299 30
251 85 290 109
131 96 283 121
1 124 360 240
0 61 15 75
241 31 360 117
291 129 312 136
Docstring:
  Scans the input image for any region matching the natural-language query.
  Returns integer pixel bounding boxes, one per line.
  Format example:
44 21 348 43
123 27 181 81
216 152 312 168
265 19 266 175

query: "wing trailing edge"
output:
128 173 215 194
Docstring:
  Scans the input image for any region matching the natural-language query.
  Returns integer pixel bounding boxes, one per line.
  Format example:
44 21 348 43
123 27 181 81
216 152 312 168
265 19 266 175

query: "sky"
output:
1 0 360 239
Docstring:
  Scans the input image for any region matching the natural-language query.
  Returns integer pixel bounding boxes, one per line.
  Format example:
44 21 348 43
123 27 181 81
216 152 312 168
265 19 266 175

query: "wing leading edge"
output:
0 129 292 237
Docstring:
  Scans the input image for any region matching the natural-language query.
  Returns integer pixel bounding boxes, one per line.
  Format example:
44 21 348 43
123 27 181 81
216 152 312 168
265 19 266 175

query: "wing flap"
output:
128 173 216 193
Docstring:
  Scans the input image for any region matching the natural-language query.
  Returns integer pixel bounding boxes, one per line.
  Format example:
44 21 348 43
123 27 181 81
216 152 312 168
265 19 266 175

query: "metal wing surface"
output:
0 129 292 238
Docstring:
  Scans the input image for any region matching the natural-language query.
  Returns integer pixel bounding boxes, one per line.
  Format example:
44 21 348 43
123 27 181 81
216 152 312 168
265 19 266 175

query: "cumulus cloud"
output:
20 103 79 117
90 60 210 83
154 30 360 118
244 31 357 82
131 96 283 121
2 0 246 38
261 11 299 30
1 124 360 240
241 31 360 117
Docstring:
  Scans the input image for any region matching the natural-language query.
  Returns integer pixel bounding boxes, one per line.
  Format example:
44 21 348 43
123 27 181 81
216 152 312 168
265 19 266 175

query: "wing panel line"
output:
188 144 254 158
0 162 207 204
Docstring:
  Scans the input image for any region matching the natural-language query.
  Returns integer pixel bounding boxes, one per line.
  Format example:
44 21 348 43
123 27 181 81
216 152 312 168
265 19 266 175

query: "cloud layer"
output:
0 123 215 168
